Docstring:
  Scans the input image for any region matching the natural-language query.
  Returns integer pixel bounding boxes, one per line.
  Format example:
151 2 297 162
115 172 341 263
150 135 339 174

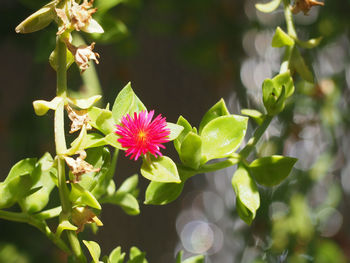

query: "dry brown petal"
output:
292 0 324 15
71 0 97 32
64 150 100 182
72 206 103 233
66 105 92 133
55 7 69 35
65 40 100 72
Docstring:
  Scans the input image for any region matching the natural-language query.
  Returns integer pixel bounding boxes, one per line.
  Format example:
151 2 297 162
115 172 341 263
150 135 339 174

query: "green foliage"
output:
272 27 294 48
255 0 281 13
141 156 180 183
144 167 195 205
262 71 295 115
176 251 204 263
201 115 248 161
249 155 297 187
15 1 56 34
232 165 260 225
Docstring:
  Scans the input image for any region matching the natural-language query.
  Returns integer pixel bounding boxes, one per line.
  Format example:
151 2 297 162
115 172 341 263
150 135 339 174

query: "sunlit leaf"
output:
249 155 297 186
255 0 282 13
199 99 230 134
232 165 260 225
83 240 101 263
201 115 248 162
272 27 294 48
141 156 180 183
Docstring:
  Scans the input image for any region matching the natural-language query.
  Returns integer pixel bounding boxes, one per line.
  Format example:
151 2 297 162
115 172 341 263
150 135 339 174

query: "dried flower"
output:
65 40 100 72
64 150 100 182
292 0 324 15
72 206 103 233
56 0 103 35
115 110 171 161
66 105 92 133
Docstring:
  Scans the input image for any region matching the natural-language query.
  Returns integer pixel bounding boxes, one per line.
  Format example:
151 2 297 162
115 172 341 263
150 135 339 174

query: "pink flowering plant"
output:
0 0 327 262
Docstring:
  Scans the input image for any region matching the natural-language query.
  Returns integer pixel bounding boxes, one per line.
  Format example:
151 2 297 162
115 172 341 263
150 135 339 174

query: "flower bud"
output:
15 1 57 34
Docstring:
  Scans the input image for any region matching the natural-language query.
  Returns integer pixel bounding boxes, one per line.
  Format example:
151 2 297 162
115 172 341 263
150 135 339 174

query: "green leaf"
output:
249 155 297 186
232 165 260 225
295 36 323 49
255 0 282 13
111 82 146 124
109 247 126 263
20 153 56 213
167 122 184 141
174 116 193 154
176 251 183 263
15 1 56 34
240 109 264 125
88 107 115 135
83 133 106 149
291 47 314 83
0 158 37 208
56 220 78 237
102 191 140 215
49 46 75 71
117 174 138 195
262 71 294 115
199 99 230 134
70 184 101 210
65 125 87 155
272 27 295 48
144 168 195 205
6 158 37 182
179 132 202 169
182 255 205 263
141 156 181 183
68 95 102 109
201 115 248 162
104 133 123 149
96 109 115 135
83 240 101 263
32 97 64 116
128 247 148 263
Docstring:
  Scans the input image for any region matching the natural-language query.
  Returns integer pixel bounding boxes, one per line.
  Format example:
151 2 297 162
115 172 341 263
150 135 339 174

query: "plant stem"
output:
57 36 67 98
239 115 274 159
198 157 240 173
0 210 70 253
55 34 87 263
0 210 28 223
283 0 297 38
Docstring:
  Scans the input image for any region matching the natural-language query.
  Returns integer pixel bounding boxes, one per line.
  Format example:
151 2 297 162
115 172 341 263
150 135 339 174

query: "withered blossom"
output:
70 0 97 32
55 0 103 35
65 40 100 72
292 0 324 15
66 105 92 133
72 206 103 233
64 150 100 182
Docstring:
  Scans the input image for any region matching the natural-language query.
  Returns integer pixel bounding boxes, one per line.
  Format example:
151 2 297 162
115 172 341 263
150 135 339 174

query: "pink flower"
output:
115 110 171 161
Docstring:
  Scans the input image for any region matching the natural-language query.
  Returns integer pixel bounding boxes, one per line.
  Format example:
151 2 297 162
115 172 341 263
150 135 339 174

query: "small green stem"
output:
0 210 28 223
28 217 71 254
57 157 70 214
55 28 87 263
0 210 70 254
283 0 297 38
239 115 273 159
198 157 241 173
67 231 87 263
56 36 67 98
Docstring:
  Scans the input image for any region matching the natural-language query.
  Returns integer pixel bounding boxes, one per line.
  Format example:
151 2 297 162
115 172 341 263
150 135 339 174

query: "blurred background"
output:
1 0 350 262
